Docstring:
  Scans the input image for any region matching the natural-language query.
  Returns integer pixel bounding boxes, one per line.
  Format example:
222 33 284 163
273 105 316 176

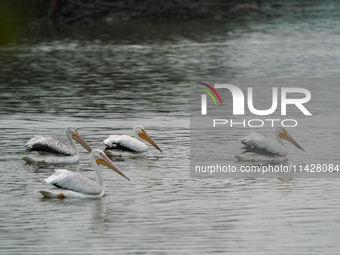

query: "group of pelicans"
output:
23 125 162 199
23 125 304 199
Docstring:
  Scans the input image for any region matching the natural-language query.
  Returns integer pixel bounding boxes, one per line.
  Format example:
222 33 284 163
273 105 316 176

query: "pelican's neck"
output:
65 131 79 156
133 127 144 143
91 158 105 188
274 128 284 146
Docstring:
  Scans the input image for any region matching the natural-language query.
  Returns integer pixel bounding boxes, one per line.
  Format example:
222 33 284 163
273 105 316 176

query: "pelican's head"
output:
65 126 92 153
133 125 163 153
91 149 130 181
275 127 304 152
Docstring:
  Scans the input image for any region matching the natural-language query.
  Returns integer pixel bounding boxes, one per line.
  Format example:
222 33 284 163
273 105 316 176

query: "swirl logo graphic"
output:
197 82 223 107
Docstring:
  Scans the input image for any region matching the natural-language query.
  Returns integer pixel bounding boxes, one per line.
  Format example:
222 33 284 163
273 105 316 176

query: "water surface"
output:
1 3 340 254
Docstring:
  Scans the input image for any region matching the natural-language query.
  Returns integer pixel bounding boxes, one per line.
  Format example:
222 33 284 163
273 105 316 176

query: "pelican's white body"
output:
104 134 148 153
103 125 159 157
36 150 109 198
235 127 291 162
240 131 288 156
36 169 105 198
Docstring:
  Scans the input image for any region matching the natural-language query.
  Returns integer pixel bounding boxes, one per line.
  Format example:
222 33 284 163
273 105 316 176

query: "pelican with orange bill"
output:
23 126 92 164
36 149 130 198
235 126 304 162
103 125 162 156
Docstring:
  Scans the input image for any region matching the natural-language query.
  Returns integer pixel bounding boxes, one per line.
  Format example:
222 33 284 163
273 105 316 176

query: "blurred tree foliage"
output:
31 0 259 24
0 0 38 45
0 0 266 45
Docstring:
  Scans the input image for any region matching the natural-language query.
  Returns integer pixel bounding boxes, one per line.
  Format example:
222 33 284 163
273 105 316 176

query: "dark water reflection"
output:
0 41 189 116
1 2 340 254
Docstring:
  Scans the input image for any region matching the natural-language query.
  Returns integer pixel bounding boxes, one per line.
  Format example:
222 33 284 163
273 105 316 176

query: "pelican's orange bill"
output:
71 129 92 153
279 131 304 152
96 153 130 181
139 129 163 153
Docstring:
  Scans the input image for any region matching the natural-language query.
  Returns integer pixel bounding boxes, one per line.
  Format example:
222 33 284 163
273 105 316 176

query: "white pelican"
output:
22 126 92 164
235 127 304 162
35 149 130 198
103 125 162 156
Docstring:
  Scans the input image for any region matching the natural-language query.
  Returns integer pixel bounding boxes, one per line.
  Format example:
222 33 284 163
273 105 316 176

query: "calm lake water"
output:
1 2 340 254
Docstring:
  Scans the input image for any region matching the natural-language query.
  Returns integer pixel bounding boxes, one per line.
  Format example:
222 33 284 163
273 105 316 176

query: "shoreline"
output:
34 1 274 26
